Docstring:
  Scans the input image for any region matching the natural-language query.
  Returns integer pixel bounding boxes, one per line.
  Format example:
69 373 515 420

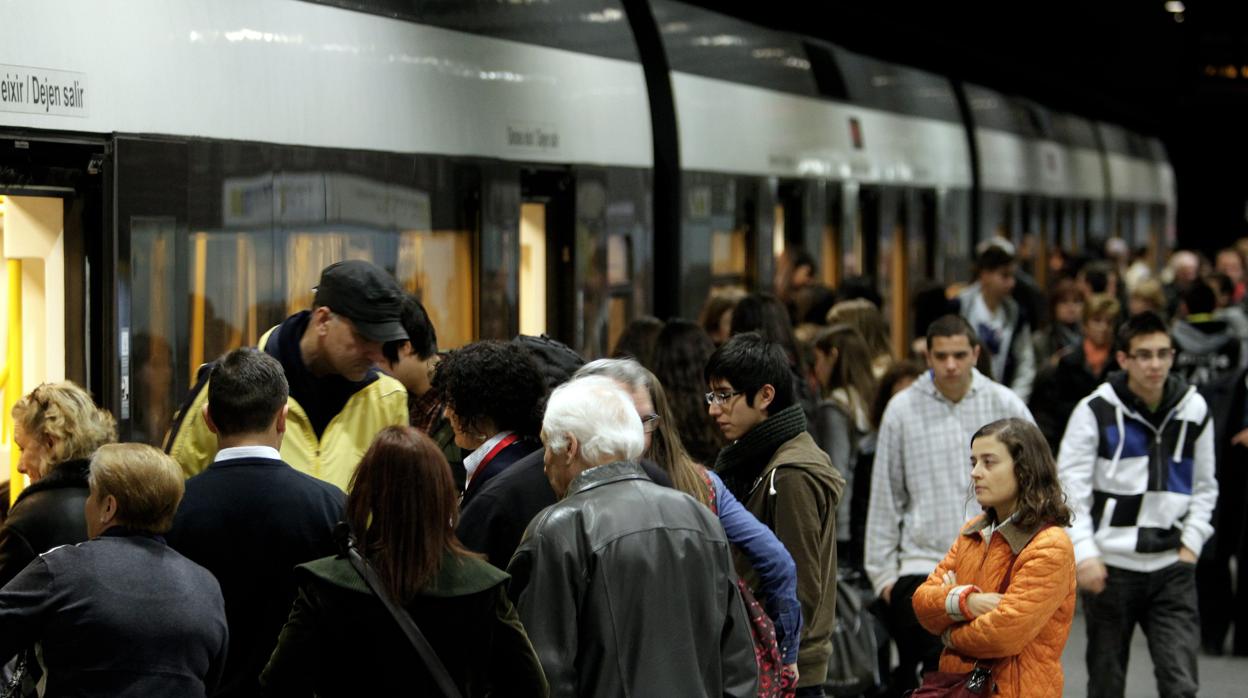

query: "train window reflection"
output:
130 216 178 446
396 229 475 350
711 228 747 279
519 203 548 337
284 232 381 315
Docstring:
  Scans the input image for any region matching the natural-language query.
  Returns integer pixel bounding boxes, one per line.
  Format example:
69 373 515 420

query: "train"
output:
0 0 1174 449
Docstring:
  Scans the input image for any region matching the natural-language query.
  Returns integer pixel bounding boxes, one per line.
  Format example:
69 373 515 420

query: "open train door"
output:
0 133 107 507
519 169 576 348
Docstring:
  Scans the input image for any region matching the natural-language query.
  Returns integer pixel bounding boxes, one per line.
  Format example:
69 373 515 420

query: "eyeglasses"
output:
642 414 661 433
1127 348 1175 362
705 390 743 406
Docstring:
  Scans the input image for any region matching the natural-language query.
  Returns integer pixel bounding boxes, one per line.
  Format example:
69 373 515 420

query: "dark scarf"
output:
713 404 806 500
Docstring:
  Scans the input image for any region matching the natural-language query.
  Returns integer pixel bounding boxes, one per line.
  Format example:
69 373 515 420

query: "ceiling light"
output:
1164 1 1185 13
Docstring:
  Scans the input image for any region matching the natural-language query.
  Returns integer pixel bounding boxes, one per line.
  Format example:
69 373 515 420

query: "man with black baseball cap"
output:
167 260 410 490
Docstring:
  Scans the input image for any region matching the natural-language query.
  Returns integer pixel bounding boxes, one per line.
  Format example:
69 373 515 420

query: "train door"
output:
519 169 575 346
0 135 106 504
822 183 843 290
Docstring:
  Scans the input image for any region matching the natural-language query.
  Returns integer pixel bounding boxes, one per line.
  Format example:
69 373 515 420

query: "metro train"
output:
0 0 1174 448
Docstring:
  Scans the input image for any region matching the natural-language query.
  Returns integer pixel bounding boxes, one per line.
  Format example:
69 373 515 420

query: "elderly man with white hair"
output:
507 375 757 698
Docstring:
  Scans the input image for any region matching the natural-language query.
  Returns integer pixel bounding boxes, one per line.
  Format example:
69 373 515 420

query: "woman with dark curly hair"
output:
652 320 726 467
433 341 546 507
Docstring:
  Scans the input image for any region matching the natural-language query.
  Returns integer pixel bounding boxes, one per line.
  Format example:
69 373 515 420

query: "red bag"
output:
908 665 993 697
703 470 791 698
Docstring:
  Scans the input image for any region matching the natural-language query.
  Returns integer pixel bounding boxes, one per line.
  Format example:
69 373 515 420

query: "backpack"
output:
823 570 881 697
703 471 788 698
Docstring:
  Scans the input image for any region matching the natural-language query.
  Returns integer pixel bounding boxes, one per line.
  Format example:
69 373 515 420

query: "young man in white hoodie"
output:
1058 311 1218 698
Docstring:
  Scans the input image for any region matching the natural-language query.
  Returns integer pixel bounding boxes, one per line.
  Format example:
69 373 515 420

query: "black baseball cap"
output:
312 260 409 343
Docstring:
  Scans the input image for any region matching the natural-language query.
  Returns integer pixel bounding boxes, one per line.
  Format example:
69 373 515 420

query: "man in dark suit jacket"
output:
167 348 344 698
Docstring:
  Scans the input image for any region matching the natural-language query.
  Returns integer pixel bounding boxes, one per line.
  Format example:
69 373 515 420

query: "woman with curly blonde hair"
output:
0 381 116 587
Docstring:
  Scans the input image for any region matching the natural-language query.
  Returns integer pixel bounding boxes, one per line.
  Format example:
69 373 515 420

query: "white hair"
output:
542 375 644 466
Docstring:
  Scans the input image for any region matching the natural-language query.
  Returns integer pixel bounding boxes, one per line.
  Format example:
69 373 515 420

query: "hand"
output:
965 592 1002 617
1231 427 1248 448
882 583 894 605
1178 546 1198 564
1076 558 1108 594
942 570 957 586
784 663 799 684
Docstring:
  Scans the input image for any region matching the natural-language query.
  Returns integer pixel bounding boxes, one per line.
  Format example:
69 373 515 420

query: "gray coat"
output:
0 529 228 697
507 461 757 698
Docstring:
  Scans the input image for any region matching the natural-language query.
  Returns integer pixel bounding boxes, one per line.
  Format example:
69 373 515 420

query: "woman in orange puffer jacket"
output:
913 418 1076 698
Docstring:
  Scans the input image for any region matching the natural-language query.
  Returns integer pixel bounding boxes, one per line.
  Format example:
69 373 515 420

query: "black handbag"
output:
335 523 464 698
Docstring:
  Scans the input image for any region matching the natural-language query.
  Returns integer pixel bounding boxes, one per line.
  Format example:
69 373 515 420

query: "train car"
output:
652 0 973 355
0 0 659 452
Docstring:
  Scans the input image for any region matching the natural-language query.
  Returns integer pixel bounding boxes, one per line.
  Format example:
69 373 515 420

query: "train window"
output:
773 204 786 260
397 229 475 351
129 216 180 445
519 202 548 337
711 228 748 281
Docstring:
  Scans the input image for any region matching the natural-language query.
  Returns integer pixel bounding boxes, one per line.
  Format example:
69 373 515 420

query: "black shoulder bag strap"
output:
335 523 464 698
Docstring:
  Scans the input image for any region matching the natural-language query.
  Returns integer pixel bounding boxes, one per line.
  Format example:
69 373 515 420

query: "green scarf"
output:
714 403 807 500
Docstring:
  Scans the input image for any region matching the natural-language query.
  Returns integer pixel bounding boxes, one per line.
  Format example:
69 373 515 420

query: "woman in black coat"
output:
0 381 116 587
262 426 548 697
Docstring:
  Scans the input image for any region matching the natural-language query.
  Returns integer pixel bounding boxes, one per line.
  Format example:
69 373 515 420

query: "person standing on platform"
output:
166 348 344 697
165 260 410 491
509 376 756 698
1058 311 1217 698
865 315 1032 697
706 332 844 698
953 242 1037 402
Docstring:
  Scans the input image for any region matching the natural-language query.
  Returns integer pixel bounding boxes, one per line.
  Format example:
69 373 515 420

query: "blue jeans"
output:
1082 561 1199 698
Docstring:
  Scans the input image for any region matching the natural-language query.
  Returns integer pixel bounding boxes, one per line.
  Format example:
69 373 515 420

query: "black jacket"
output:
0 528 229 697
507 461 757 698
458 451 675 570
1173 317 1242 387
1029 344 1117 455
460 437 541 510
0 459 90 588
166 455 344 698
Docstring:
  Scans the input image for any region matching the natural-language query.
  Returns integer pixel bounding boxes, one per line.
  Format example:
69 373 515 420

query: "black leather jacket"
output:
507 460 758 698
0 459 90 588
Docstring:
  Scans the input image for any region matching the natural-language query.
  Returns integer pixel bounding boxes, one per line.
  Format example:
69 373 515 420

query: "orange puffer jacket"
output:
912 515 1075 698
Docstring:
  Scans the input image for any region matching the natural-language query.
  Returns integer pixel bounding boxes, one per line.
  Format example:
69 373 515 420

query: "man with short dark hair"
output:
167 260 409 490
706 332 844 697
378 294 464 490
1059 311 1217 697
954 242 1037 401
866 315 1032 696
167 347 344 698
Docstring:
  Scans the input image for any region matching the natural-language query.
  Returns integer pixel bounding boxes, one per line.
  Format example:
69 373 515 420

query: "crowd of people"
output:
0 237 1242 697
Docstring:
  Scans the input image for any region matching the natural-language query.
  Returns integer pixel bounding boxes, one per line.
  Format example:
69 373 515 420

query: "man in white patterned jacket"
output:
1058 310 1217 698
866 314 1034 697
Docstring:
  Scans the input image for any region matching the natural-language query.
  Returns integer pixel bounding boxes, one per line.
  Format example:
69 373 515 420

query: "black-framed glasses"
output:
642 414 661 433
705 390 742 406
1127 348 1175 362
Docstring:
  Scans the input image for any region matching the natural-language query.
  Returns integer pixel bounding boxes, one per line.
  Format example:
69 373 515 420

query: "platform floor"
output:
1061 605 1245 697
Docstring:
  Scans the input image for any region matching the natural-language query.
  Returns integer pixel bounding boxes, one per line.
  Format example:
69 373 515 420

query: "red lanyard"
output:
468 433 520 488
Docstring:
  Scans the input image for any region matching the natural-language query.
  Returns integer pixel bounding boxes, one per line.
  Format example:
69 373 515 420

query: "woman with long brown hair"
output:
811 324 877 566
911 418 1075 698
262 426 548 697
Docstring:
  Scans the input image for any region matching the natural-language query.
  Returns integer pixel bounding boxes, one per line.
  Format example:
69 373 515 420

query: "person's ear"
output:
971 345 981 365
101 494 118 523
273 404 289 436
1116 350 1129 368
202 404 220 436
755 384 776 412
565 434 580 464
314 307 333 335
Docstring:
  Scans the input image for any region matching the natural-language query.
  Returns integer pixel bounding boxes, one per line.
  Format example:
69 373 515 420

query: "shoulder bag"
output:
335 523 464 698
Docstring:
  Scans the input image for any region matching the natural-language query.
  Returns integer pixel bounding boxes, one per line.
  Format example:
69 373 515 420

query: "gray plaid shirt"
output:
865 368 1034 596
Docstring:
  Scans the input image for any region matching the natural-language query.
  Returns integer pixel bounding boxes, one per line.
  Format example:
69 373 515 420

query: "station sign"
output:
0 64 88 117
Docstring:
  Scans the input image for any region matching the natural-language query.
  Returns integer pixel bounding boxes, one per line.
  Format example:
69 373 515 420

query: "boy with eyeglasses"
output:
705 332 845 697
1058 310 1218 698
